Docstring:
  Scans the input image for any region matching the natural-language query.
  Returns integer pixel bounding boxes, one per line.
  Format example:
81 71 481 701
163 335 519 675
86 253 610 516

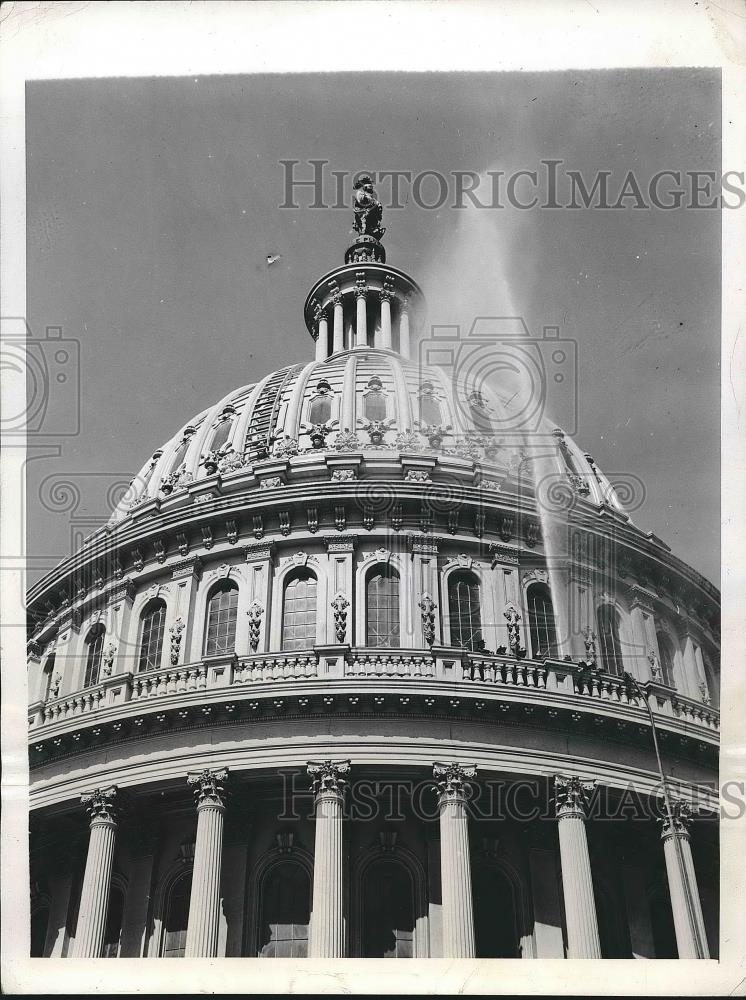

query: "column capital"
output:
554 774 596 820
660 799 693 842
187 767 229 809
433 761 477 803
307 759 351 798
81 786 120 825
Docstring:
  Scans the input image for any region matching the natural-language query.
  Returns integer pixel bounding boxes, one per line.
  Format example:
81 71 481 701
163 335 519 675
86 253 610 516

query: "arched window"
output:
41 652 56 701
138 599 167 672
208 416 233 453
203 581 239 657
166 433 192 476
309 395 332 425
448 571 483 651
656 631 676 688
258 861 311 957
527 583 558 659
361 858 415 958
472 864 520 957
161 871 192 958
281 570 318 651
83 624 105 688
418 385 441 426
366 566 400 648
30 904 50 957
102 886 125 958
364 388 387 422
597 604 624 676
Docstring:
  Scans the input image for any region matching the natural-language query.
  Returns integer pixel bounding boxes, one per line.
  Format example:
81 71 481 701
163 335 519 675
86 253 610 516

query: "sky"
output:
26 69 720 586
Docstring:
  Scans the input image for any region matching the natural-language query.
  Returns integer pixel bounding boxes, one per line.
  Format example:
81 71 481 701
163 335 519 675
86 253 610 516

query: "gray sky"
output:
26 69 720 586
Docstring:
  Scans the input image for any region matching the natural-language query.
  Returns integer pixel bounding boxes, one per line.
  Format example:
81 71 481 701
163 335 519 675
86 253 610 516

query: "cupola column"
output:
433 762 477 958
307 760 350 957
314 306 329 363
399 299 411 359
332 290 344 353
71 787 120 957
660 802 709 957
553 775 601 958
355 278 368 348
184 768 228 957
379 287 393 350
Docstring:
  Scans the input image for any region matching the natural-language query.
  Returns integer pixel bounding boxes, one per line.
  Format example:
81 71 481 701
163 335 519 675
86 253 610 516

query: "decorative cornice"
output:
307 759 351 798
432 761 477 803
409 533 440 555
554 774 595 820
81 785 120 824
187 767 229 809
489 541 520 566
627 583 657 614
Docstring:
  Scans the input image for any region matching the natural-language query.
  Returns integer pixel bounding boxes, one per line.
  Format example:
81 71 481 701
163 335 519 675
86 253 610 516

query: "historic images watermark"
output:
279 161 746 212
277 771 736 824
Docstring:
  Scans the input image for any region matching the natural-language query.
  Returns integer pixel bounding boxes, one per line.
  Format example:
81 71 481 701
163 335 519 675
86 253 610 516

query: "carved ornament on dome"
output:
247 601 263 652
395 430 422 453
554 775 596 819
432 762 477 803
272 436 299 459
81 786 120 824
333 429 361 453
330 593 350 643
187 768 229 809
372 546 391 564
259 476 283 491
418 593 437 646
404 468 431 484
307 759 351 798
101 643 116 677
169 618 185 665
647 649 662 681
522 568 548 586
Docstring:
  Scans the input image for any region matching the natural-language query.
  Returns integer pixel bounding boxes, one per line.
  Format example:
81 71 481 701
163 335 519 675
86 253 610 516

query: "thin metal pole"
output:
623 671 706 958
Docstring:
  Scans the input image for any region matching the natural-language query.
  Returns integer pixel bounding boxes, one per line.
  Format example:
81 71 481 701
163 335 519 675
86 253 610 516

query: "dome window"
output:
597 604 623 676
363 377 387 422
83 623 105 688
448 571 483 652
203 580 239 657
137 599 167 672
526 583 558 659
282 570 318 651
366 565 400 648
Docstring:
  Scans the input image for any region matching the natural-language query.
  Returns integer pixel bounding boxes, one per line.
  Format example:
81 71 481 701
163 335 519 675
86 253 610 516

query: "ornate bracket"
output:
330 593 350 644
169 617 185 666
418 593 437 646
247 601 264 652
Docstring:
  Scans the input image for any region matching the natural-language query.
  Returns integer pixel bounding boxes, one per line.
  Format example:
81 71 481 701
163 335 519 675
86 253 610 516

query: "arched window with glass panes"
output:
366 565 401 648
447 571 483 651
83 624 105 688
203 580 239 657
656 631 676 688
281 570 318 651
526 583 558 659
597 604 624 676
138 599 167 672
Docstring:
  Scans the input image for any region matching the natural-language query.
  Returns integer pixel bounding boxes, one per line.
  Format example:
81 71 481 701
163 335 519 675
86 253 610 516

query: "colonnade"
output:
68 767 709 959
313 285 410 361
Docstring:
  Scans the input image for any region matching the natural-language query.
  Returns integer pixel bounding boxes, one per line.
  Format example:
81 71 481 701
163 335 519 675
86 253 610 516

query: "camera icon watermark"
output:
418 317 578 439
1 317 80 437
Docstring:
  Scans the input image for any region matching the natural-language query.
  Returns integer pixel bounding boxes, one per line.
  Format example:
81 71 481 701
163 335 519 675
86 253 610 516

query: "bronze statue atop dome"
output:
352 174 386 242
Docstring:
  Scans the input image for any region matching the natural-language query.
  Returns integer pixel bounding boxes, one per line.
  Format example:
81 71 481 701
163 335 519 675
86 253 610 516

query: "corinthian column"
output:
315 305 329 363
71 787 120 957
399 299 410 359
355 283 367 347
554 775 601 958
433 762 476 958
307 759 350 957
660 801 709 958
379 288 393 349
184 768 228 957
332 291 344 353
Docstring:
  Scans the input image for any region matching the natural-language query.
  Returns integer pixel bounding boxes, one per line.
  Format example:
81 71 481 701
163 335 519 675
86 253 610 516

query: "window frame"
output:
365 564 401 649
203 580 240 657
137 598 167 673
83 624 105 689
447 570 483 652
526 582 558 659
596 603 624 676
281 569 318 652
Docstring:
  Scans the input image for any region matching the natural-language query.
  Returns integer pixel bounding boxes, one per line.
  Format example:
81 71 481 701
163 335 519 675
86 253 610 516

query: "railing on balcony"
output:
28 649 719 735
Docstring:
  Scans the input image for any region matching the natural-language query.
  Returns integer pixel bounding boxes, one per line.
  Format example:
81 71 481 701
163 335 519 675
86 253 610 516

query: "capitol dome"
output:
27 177 719 963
